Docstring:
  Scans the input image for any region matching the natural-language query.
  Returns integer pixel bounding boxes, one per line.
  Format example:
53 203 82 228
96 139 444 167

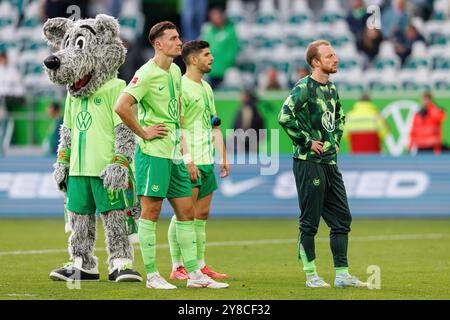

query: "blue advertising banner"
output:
0 155 449 217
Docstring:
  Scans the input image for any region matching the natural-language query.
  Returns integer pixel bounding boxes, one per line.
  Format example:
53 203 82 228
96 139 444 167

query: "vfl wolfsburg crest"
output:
94 97 102 105
168 98 179 120
313 178 320 186
76 111 92 131
321 111 335 132
151 184 160 192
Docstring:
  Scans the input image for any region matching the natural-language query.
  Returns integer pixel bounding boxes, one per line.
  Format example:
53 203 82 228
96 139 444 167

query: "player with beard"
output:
167 40 230 281
278 40 368 288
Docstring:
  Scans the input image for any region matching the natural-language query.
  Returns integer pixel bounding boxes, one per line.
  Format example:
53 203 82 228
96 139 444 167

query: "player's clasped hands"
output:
310 140 324 155
143 124 168 140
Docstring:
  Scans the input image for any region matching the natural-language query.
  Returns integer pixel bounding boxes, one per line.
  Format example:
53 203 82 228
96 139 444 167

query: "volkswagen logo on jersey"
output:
321 111 335 132
76 111 92 131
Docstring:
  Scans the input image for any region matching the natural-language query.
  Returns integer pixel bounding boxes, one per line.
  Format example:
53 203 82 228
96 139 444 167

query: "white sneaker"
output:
334 274 368 288
146 272 177 289
306 275 331 288
187 274 229 289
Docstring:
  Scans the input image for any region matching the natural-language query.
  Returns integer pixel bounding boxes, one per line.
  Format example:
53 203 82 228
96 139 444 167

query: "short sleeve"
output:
123 68 151 103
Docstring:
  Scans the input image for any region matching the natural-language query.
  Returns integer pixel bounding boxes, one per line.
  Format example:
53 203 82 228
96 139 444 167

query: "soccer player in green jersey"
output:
167 40 230 281
114 21 228 289
278 40 368 288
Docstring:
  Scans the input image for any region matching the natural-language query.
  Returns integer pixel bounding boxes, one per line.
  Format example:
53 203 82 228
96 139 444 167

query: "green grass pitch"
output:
0 217 449 300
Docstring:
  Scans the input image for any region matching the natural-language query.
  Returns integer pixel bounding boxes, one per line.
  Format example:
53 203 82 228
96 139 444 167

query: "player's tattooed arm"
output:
53 125 71 192
100 123 136 191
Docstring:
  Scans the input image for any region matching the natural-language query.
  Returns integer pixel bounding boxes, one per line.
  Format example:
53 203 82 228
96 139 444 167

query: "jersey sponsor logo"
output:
151 184 160 192
76 111 92 131
94 97 102 105
321 111 335 132
131 76 138 85
168 98 179 120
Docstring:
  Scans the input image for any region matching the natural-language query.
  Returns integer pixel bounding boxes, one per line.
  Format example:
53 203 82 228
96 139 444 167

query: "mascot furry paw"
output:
43 14 142 282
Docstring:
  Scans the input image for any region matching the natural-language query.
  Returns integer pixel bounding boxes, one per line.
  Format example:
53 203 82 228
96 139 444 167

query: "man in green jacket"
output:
201 7 240 89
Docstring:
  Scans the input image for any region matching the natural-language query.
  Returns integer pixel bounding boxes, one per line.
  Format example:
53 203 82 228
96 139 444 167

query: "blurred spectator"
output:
260 67 282 91
409 92 446 155
345 94 389 154
409 0 435 21
381 0 410 39
356 27 383 68
393 23 426 66
201 7 240 89
118 37 146 84
346 0 370 37
289 66 310 88
43 101 63 156
41 0 89 20
231 89 265 154
181 0 208 41
0 51 25 99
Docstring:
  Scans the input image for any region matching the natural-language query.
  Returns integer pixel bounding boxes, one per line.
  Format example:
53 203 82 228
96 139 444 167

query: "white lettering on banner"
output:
381 101 419 156
273 171 429 199
386 172 429 198
1 173 63 199
0 173 13 191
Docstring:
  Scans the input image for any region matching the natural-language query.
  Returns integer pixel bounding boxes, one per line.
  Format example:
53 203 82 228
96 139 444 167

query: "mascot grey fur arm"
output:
43 14 141 282
100 124 136 190
53 125 71 192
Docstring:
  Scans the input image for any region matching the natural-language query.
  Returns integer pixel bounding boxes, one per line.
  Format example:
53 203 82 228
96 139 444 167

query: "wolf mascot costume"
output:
43 14 142 282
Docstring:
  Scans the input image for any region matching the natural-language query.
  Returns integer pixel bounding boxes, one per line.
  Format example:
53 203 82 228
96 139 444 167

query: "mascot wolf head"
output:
42 14 126 97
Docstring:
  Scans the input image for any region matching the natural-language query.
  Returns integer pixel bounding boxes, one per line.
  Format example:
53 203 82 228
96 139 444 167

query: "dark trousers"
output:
293 159 352 268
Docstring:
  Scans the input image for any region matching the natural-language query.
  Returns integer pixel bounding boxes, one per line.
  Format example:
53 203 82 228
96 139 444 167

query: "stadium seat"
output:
256 0 278 25
424 20 448 46
398 68 431 91
118 0 144 44
226 0 247 25
331 68 365 92
372 41 401 70
431 0 449 20
430 70 450 90
364 68 400 92
403 41 430 70
288 0 314 25
318 0 345 24
221 67 245 90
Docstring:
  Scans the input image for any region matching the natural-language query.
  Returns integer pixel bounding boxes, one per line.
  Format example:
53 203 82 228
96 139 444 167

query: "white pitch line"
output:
0 233 449 256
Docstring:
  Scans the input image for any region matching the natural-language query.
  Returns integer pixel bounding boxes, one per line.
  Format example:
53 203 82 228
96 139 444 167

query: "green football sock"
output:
335 267 349 276
299 244 317 276
194 218 207 261
138 219 157 274
175 220 199 273
168 215 182 264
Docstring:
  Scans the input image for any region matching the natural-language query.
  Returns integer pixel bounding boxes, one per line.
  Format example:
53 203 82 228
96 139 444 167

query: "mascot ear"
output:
94 14 120 39
42 17 74 46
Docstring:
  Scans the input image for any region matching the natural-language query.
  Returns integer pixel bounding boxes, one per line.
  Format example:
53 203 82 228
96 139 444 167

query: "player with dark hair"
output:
167 40 230 281
279 40 368 288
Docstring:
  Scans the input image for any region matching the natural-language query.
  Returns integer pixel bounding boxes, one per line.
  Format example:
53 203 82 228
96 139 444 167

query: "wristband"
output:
57 147 71 165
114 154 129 168
182 153 192 164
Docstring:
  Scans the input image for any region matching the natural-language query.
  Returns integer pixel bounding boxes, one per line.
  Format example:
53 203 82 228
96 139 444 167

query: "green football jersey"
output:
181 76 217 165
278 75 345 164
123 59 182 160
63 78 125 176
